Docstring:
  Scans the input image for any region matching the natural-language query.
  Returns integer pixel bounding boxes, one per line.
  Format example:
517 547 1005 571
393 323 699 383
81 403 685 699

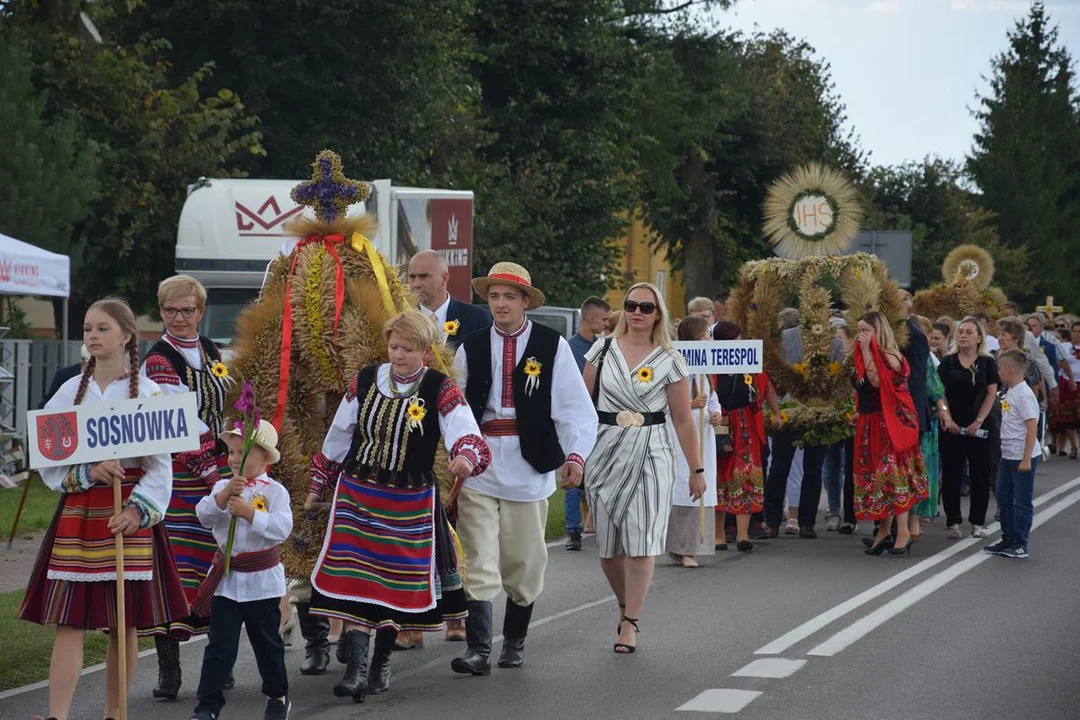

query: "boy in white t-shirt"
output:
985 349 1041 560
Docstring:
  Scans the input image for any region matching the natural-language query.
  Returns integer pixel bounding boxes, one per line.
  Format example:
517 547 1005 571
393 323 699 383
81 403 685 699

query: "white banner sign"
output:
27 393 200 468
672 340 763 374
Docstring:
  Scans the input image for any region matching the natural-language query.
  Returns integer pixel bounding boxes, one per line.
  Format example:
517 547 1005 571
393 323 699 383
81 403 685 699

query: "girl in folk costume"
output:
664 316 722 568
21 298 187 720
852 311 928 556
1050 320 1080 459
140 275 234 700
584 282 703 654
712 321 780 553
306 311 490 703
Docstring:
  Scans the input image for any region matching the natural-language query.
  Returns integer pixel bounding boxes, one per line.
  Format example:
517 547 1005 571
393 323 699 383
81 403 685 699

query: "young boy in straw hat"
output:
190 420 294 720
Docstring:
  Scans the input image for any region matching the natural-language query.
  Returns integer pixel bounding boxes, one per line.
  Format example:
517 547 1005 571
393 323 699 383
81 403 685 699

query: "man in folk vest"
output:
451 262 597 675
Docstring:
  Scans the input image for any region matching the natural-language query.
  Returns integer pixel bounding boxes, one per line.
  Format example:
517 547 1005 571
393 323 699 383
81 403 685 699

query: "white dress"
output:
584 339 690 558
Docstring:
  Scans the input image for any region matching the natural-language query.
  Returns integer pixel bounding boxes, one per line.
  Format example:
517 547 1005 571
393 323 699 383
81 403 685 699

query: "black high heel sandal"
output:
616 603 625 634
864 536 893 555
614 617 639 654
889 539 914 556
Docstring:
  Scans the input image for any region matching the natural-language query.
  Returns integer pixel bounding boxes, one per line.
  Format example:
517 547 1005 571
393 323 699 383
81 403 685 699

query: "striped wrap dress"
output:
584 340 690 558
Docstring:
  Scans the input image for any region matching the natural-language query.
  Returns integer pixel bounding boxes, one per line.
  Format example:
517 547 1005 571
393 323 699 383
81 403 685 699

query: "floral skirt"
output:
716 409 764 515
1051 381 1080 430
854 411 929 522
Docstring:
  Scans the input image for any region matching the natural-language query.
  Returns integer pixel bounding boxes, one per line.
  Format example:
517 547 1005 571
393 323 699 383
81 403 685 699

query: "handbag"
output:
715 375 736 458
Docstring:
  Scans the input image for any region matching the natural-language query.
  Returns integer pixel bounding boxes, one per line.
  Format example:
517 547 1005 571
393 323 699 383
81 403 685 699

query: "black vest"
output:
146 336 227 439
462 323 564 474
341 365 445 488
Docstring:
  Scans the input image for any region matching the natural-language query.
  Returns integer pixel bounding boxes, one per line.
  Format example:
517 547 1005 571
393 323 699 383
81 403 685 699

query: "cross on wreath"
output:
290 149 370 223
1036 295 1064 321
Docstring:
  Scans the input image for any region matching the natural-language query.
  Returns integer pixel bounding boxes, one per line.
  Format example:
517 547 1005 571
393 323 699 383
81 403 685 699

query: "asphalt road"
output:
3 458 1079 720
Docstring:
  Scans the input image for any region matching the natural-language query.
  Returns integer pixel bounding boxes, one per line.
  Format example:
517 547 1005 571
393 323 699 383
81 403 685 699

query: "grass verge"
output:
0 476 58 540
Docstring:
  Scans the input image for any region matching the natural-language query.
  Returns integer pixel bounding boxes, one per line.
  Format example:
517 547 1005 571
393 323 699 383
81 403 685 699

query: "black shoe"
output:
333 630 371 702
889 539 914 556
498 599 534 669
838 522 856 535
451 600 492 676
264 696 291 720
799 526 817 539
565 531 582 551
152 636 182 700
983 539 1011 555
736 540 754 552
864 536 893 555
189 713 216 720
297 604 331 675
367 628 396 694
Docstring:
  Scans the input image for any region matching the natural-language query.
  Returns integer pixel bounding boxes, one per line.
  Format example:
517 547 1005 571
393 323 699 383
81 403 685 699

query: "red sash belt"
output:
480 419 518 437
190 546 281 616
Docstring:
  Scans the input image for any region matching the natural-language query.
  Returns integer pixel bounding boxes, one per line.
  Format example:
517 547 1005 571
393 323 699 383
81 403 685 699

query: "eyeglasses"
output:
623 300 657 315
161 306 198 319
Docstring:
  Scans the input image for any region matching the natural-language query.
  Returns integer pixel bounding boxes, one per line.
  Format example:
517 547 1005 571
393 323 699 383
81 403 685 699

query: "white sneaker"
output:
824 516 841 532
947 524 963 540
784 518 800 535
971 525 990 538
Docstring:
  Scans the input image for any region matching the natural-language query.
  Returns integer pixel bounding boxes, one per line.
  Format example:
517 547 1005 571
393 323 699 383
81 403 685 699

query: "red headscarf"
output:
855 336 919 452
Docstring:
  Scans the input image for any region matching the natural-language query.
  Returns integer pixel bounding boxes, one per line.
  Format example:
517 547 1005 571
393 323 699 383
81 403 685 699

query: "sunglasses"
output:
623 300 657 315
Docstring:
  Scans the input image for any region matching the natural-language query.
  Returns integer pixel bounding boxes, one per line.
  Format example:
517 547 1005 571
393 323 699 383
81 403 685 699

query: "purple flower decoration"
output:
750 302 759 311
234 379 255 414
290 150 370 223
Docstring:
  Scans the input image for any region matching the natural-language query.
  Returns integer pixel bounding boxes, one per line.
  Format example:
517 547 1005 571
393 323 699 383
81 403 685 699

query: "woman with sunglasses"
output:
139 275 235 699
936 317 1000 540
583 283 702 654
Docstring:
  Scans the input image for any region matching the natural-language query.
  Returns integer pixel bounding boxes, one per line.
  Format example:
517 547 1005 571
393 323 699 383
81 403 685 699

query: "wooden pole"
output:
6 473 33 549
698 376 707 544
113 479 127 720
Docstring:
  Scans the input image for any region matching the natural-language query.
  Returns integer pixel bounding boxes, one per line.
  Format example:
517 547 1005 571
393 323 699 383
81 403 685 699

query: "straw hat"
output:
472 262 546 308
220 419 281 465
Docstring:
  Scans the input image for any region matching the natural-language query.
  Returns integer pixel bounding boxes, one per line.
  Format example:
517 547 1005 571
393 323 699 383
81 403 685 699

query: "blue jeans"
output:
823 443 845 518
996 457 1038 549
564 487 584 534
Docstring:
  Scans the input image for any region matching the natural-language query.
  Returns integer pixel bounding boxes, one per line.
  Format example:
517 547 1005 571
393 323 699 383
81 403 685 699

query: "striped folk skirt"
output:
310 473 466 632
141 456 231 639
20 479 189 629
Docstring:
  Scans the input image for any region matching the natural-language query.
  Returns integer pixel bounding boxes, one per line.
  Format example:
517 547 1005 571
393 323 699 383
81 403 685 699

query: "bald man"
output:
408 250 492 349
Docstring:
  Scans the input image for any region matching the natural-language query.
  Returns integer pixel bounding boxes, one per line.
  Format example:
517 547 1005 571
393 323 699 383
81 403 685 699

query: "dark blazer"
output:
445 296 492 349
38 363 82 409
902 316 931 434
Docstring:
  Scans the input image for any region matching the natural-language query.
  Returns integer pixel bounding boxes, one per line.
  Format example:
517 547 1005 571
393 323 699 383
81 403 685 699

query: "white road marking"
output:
676 689 763 713
807 486 1080 657
756 475 1080 655
731 658 806 679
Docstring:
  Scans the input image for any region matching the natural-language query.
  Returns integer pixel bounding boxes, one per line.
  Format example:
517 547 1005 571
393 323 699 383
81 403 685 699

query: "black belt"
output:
598 411 667 427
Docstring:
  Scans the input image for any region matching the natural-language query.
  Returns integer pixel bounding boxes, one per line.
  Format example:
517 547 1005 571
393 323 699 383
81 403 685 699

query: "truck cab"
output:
176 178 474 346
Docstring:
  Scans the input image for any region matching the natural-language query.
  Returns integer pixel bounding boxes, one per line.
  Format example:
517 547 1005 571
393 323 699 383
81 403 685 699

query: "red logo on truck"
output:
430 199 474 302
235 196 304 237
37 412 79 462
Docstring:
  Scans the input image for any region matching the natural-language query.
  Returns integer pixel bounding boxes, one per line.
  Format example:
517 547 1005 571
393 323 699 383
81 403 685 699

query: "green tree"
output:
0 32 98 259
967 1 1080 308
864 158 1029 299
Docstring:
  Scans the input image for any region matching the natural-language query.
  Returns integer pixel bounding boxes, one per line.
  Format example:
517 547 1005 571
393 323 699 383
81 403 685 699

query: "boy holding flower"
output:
190 420 293 720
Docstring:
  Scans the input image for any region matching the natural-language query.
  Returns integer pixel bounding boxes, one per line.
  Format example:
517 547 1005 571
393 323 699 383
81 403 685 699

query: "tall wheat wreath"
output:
913 244 1007 322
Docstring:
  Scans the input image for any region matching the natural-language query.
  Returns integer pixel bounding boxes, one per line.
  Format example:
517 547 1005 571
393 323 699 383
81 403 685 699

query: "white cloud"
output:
952 1 1079 12
869 0 903 13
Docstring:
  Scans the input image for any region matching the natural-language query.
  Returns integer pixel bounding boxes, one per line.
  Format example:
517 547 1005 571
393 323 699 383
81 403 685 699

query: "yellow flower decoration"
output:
845 411 856 422
779 410 790 424
793 362 808 375
251 494 269 513
524 358 542 377
827 361 842 376
524 357 543 396
637 366 655 383
407 400 427 423
1000 399 1009 413
210 361 229 379
444 319 461 337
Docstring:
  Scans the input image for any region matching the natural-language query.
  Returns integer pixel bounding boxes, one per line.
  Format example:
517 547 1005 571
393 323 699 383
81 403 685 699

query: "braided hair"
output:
73 297 141 405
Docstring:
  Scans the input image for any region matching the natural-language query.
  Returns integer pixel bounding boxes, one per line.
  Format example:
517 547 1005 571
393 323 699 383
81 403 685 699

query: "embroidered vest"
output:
146 336 228 438
462 323 564 474
342 365 445 488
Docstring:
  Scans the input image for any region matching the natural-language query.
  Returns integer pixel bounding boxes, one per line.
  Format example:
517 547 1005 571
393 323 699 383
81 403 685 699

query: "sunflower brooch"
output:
1000 399 1009 414
523 357 542 397
251 494 269 513
637 366 654 384
210 361 233 386
406 397 427 435
444 319 461 337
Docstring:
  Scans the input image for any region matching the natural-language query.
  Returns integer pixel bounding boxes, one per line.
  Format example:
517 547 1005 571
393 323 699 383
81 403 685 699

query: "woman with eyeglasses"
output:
583 283 702 654
139 275 235 699
1050 320 1080 458
936 317 1000 540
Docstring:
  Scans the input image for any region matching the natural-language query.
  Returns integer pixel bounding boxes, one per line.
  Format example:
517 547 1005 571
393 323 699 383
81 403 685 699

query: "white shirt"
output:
1023 331 1057 389
985 335 1000 353
421 293 452 327
41 374 173 527
669 378 720 508
196 473 293 603
1000 382 1042 461
453 320 598 502
1059 342 1080 380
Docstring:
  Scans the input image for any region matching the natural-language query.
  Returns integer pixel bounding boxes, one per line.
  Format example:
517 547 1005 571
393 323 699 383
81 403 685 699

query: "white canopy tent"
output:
0 233 72 360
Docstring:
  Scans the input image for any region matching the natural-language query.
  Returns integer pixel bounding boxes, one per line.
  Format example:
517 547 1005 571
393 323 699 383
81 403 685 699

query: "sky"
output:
711 0 1080 168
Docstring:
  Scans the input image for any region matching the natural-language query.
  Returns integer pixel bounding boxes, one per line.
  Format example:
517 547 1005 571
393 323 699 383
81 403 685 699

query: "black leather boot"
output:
297 603 331 675
152 635 181 700
367 628 397 694
498 599 534 669
450 600 492 676
333 630 371 702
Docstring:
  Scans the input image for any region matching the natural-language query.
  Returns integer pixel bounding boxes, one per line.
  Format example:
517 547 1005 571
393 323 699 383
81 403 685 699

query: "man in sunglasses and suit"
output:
451 262 597 676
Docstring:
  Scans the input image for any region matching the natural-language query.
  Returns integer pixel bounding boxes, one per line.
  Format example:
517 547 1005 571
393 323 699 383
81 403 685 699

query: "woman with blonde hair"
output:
852 311 927 555
584 282 702 653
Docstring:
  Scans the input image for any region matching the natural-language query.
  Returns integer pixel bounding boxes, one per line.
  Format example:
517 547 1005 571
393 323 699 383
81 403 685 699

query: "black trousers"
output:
940 432 993 527
195 595 288 715
843 437 856 525
764 431 827 529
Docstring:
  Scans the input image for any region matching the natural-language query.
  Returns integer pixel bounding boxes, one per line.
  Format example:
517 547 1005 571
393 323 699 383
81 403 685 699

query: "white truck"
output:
175 178 475 345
